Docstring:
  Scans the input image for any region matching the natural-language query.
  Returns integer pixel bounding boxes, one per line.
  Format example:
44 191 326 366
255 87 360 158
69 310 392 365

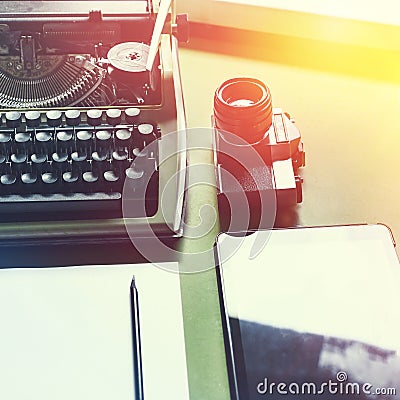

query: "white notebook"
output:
0 263 189 400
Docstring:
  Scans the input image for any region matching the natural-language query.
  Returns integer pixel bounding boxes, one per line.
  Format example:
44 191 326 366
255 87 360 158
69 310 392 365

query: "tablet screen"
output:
216 225 400 399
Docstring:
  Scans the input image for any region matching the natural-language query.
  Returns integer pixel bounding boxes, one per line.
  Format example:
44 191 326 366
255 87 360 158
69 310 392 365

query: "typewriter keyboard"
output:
0 107 159 221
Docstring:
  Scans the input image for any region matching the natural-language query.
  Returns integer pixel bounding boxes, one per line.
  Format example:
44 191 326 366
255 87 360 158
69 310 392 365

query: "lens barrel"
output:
213 78 273 144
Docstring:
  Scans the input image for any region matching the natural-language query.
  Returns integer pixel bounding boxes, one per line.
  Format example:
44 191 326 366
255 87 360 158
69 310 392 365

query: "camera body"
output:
213 78 305 231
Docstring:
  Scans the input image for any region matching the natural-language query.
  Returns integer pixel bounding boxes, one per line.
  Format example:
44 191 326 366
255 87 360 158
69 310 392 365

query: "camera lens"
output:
214 78 273 143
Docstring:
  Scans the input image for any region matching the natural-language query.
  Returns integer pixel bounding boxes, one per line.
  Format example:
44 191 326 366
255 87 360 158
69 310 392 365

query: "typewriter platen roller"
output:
0 1 188 254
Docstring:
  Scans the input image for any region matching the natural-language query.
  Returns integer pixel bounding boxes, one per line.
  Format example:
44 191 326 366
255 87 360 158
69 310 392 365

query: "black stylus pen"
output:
131 277 144 400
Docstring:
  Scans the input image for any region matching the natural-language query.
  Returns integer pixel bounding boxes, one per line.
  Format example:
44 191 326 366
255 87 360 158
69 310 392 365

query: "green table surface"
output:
177 28 400 399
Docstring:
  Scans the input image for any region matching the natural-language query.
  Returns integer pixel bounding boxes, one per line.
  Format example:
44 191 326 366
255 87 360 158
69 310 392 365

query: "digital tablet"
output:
215 225 400 400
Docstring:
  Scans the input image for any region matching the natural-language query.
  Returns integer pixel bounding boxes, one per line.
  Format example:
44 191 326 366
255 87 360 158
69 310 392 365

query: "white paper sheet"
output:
0 263 189 400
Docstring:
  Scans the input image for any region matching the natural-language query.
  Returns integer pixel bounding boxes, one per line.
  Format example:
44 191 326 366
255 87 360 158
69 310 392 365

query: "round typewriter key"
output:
115 128 131 148
137 123 154 135
125 167 144 179
76 130 92 152
1 174 16 185
116 129 131 141
94 130 111 158
95 129 111 149
25 110 41 127
46 110 63 127
92 151 108 162
87 109 103 126
15 132 30 143
124 107 140 124
42 172 58 184
14 133 30 155
0 155 5 163
56 131 73 153
76 130 92 142
35 131 52 142
104 170 120 182
83 171 98 183
52 152 68 163
21 172 37 184
65 109 81 126
63 171 79 183
5 111 22 128
132 147 147 158
11 153 27 163
0 132 11 143
106 108 122 126
31 153 47 164
112 150 128 161
96 130 112 141
57 131 73 142
71 151 87 162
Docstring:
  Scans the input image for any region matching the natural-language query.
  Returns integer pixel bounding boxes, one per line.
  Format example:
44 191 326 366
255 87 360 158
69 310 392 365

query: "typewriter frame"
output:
0 1 187 266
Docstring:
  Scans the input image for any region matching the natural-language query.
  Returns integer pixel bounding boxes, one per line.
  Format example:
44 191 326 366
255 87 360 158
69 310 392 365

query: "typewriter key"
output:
132 147 147 158
25 110 41 128
65 110 81 126
10 153 27 164
92 152 107 162
104 170 120 182
5 111 22 128
112 150 129 161
0 132 11 143
96 130 112 144
14 132 31 154
138 123 153 135
46 110 63 127
21 172 37 184
1 174 16 185
115 129 131 151
41 172 58 184
106 109 122 126
52 152 68 163
56 131 73 153
82 171 98 183
15 132 30 143
71 151 87 162
87 109 103 126
62 171 79 183
125 107 140 124
125 167 144 179
116 128 131 141
76 130 92 142
31 153 47 164
35 131 52 154
35 131 52 142
57 131 73 142
76 130 92 151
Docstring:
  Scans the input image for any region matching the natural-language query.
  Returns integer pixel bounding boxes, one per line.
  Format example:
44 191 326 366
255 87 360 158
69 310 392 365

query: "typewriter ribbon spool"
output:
107 42 158 94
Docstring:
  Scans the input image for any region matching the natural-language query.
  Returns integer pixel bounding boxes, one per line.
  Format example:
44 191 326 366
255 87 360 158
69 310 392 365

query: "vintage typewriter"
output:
0 1 188 263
